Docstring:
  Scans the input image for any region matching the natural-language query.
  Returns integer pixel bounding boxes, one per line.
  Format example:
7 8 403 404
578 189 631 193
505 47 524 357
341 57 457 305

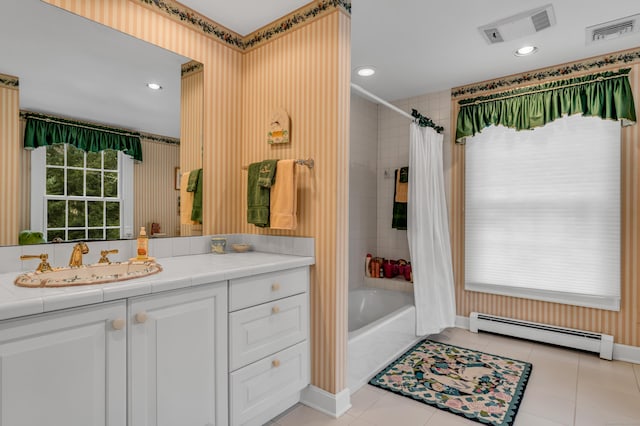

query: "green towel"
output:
247 162 270 227
257 159 278 187
392 168 407 230
187 168 203 223
399 166 409 183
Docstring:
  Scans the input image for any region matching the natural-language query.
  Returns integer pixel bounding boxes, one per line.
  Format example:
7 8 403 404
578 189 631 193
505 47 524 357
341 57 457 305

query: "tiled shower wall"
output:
376 90 452 261
348 93 378 290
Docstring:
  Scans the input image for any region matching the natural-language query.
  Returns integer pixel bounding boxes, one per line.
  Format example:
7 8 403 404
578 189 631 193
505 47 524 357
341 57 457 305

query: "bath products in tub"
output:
365 254 372 277
137 227 149 260
371 258 379 278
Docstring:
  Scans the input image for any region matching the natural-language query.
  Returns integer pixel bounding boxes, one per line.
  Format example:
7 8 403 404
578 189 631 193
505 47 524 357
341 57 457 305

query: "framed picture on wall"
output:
175 167 180 190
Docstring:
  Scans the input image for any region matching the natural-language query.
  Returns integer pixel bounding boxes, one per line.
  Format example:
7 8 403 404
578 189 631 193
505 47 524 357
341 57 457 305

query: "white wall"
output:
348 93 378 290
376 90 452 261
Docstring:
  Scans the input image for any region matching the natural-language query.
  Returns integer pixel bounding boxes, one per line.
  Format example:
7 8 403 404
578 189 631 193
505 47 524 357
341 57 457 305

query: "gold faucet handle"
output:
98 249 119 264
20 253 53 273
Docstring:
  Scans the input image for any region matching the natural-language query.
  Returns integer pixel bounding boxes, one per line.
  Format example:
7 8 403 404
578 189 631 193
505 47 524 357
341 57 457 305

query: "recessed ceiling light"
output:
514 45 538 56
356 67 376 77
146 82 162 90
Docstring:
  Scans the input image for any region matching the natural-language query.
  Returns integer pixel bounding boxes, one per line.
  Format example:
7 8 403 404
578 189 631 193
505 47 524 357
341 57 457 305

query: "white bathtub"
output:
347 288 420 392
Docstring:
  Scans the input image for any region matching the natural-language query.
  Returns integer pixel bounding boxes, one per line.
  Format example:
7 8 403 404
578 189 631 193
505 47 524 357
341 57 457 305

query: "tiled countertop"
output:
0 251 314 321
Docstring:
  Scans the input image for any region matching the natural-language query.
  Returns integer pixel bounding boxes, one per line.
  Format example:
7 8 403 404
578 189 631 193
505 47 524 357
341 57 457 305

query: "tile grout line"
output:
573 356 582 426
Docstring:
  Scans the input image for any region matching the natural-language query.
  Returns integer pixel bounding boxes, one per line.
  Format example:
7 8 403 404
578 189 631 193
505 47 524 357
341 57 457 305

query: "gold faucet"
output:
20 253 53 273
69 242 89 267
98 249 119 264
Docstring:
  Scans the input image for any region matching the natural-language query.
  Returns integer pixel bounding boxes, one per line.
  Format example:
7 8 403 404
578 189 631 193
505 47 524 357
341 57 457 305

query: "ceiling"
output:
350 0 640 101
178 0 311 36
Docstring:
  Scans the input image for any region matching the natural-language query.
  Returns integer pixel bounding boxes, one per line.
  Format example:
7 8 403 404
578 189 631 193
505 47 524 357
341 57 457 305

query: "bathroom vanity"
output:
0 248 313 426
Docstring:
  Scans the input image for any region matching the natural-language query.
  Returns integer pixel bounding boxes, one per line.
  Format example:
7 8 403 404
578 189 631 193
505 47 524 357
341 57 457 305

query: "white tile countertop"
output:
0 251 314 322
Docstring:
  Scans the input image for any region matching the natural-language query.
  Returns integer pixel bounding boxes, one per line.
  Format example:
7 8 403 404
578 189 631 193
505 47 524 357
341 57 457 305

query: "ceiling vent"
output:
586 14 640 45
479 4 556 44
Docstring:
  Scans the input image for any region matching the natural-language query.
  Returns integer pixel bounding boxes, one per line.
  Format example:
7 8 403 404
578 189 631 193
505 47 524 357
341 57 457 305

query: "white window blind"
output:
464 115 620 311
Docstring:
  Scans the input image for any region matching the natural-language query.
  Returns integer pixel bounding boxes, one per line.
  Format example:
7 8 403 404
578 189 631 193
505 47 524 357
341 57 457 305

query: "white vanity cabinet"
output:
128 282 228 426
0 301 127 426
228 267 310 426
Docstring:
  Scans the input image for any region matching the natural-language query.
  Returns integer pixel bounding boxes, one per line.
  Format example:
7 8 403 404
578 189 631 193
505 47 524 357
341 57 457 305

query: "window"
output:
464 115 620 311
31 144 133 242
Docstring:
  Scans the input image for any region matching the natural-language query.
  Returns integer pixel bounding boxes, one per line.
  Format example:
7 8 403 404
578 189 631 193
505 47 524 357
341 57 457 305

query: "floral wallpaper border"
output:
0 74 19 89
137 0 351 51
452 47 640 99
181 60 204 77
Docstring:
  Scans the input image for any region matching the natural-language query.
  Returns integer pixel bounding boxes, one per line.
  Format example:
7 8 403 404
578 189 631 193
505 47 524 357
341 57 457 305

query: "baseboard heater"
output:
469 312 613 360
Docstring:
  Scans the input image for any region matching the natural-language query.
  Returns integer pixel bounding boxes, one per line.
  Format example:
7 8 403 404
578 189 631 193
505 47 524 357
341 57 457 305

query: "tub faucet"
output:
69 242 89 267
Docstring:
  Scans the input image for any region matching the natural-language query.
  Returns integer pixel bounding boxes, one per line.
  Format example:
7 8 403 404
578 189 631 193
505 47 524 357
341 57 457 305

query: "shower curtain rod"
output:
350 83 414 120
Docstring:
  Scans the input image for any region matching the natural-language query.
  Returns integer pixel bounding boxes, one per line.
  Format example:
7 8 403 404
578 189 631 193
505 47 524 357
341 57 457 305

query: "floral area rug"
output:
369 339 532 426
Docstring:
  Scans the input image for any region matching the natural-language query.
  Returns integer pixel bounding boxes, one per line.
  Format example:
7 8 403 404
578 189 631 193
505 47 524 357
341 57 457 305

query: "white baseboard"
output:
300 385 352 418
453 315 640 365
455 315 470 330
613 342 640 364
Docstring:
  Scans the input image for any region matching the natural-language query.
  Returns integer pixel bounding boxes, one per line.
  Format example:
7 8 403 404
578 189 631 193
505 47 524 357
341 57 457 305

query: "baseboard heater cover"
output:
469 312 613 360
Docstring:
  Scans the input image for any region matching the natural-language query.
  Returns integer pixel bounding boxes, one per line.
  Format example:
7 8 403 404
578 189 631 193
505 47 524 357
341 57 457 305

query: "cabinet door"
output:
0 301 127 426
129 283 228 426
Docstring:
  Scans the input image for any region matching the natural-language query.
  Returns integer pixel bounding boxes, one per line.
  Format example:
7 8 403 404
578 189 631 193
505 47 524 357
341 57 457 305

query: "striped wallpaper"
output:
0 76 20 246
240 9 351 393
450 56 640 347
180 61 204 236
46 0 352 394
134 138 180 237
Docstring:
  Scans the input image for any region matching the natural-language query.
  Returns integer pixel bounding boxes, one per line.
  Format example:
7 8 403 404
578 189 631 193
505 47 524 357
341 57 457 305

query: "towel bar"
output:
241 158 314 170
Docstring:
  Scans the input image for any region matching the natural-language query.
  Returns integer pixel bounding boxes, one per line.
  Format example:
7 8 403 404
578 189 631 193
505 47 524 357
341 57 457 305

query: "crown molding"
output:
452 46 640 99
136 0 351 51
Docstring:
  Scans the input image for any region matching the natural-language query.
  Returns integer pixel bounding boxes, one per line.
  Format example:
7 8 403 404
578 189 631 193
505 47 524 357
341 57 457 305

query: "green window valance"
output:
23 112 143 162
455 68 637 143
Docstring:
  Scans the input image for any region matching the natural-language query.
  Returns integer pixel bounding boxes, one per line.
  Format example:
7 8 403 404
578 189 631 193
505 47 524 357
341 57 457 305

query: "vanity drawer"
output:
229 293 308 371
229 267 308 311
230 340 309 426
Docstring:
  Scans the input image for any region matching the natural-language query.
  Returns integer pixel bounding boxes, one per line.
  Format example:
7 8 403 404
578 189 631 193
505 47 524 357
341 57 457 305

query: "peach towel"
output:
395 169 408 203
270 159 297 230
180 171 195 225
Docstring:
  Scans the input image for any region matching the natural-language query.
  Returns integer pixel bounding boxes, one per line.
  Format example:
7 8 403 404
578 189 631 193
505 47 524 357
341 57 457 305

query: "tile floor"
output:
267 327 640 426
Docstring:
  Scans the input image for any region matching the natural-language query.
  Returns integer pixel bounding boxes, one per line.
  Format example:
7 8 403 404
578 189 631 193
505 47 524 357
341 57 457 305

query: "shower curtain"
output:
408 122 456 336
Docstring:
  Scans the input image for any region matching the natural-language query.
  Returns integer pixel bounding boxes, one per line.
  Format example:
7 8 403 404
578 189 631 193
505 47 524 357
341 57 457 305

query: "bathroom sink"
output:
14 261 162 288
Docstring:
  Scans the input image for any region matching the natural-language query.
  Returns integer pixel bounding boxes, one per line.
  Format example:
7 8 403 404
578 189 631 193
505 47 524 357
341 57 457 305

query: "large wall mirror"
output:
0 0 204 246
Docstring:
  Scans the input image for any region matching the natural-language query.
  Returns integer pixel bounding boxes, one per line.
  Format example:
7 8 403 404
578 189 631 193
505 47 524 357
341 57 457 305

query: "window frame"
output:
463 115 621 311
30 145 133 242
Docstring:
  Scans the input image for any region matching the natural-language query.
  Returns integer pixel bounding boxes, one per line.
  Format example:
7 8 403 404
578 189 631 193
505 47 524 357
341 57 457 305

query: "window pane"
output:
86 151 101 169
46 168 65 195
67 169 84 196
68 200 86 227
46 145 64 166
104 172 118 197
106 202 120 226
86 171 102 196
47 229 65 243
106 228 120 240
68 230 86 241
88 228 104 240
47 200 66 228
67 145 84 168
104 150 118 170
87 201 104 227
465 116 621 310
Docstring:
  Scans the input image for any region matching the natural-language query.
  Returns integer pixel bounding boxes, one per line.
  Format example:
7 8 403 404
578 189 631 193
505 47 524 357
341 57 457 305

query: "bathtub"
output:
347 288 420 392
